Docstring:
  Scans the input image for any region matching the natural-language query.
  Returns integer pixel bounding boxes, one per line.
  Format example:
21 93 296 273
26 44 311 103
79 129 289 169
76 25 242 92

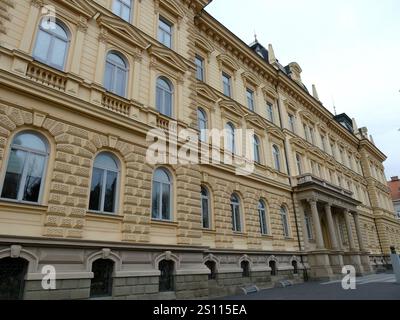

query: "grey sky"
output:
207 0 400 179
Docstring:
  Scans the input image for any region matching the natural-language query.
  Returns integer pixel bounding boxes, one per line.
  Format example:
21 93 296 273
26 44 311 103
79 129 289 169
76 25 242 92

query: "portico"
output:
294 175 372 279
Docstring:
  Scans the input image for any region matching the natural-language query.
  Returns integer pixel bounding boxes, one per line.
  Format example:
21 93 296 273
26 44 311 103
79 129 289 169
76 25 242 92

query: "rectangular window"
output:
305 215 313 240
112 0 132 22
222 72 232 97
195 55 204 81
303 124 309 142
246 89 255 111
309 127 315 144
288 114 295 132
321 135 326 152
267 103 274 122
158 17 172 48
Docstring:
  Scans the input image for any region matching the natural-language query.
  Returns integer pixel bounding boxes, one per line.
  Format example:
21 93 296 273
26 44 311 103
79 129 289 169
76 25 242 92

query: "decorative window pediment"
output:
196 82 219 103
154 0 184 22
58 0 98 18
219 99 246 118
217 54 239 74
241 71 261 88
245 114 268 130
262 86 278 101
195 34 215 59
97 14 149 50
148 45 189 76
267 127 285 140
290 137 308 150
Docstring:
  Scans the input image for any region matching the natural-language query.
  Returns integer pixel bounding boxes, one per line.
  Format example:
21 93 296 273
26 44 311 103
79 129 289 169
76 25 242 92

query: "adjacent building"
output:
388 176 400 220
0 0 399 299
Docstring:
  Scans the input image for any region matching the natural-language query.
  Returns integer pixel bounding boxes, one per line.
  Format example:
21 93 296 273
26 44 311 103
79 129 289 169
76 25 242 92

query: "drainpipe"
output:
275 82 309 281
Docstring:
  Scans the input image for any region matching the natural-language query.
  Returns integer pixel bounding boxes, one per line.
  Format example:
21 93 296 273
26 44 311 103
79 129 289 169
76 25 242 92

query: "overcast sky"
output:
207 0 400 179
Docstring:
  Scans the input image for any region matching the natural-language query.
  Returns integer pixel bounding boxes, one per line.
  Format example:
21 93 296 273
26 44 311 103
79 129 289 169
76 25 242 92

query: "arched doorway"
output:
90 259 114 298
0 257 28 300
159 260 175 292
269 260 277 276
205 260 217 280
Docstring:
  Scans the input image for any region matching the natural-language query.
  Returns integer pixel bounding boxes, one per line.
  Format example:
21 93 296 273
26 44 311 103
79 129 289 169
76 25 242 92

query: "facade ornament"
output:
77 16 88 33
98 27 108 44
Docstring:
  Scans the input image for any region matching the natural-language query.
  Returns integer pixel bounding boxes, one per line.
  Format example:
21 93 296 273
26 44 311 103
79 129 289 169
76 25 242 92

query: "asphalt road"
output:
222 273 400 300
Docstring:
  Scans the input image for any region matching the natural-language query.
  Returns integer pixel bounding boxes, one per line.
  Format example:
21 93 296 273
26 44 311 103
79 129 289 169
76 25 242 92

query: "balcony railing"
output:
101 93 131 117
26 62 67 91
297 174 353 197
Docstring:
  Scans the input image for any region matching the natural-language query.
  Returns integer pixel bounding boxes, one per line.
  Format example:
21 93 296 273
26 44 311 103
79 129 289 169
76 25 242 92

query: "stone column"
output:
324 203 339 250
344 209 356 251
298 203 309 251
353 212 366 252
309 199 324 249
334 214 343 250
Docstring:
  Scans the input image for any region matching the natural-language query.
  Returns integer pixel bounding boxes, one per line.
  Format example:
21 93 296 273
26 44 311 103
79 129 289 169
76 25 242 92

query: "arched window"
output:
225 122 235 153
1 131 49 203
201 186 211 229
258 200 268 235
253 135 261 163
205 260 217 280
197 108 208 142
241 260 250 278
269 260 277 276
230 194 242 232
89 152 120 214
104 52 128 97
152 168 172 221
33 20 69 70
156 77 173 117
292 260 298 275
0 257 28 300
280 206 290 237
159 260 175 292
112 0 133 22
90 259 114 298
272 145 281 171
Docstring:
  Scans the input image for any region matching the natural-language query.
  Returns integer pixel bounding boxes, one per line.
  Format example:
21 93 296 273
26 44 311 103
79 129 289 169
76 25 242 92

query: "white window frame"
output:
151 168 173 221
0 132 49 205
89 153 120 214
231 194 242 232
112 0 133 22
33 19 70 71
156 77 174 117
222 72 232 97
158 16 173 48
104 51 128 97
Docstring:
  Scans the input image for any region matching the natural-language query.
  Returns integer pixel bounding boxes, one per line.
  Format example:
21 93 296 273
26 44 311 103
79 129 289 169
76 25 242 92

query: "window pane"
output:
121 5 130 22
161 183 170 220
50 38 67 68
13 132 47 152
33 31 51 62
22 154 45 202
202 197 209 229
1 150 27 200
112 1 122 16
152 182 160 219
115 68 126 97
235 206 241 232
89 168 104 211
104 63 114 92
164 92 172 117
94 153 119 170
103 171 118 213
156 87 163 113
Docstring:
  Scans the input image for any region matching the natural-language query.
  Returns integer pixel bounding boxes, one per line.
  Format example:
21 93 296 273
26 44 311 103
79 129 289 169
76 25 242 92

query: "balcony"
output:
296 174 354 198
26 62 67 91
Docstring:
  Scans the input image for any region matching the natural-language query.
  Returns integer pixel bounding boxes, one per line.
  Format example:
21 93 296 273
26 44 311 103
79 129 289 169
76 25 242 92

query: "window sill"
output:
86 212 124 221
202 229 216 235
0 199 48 213
233 231 248 237
151 219 178 228
261 234 273 239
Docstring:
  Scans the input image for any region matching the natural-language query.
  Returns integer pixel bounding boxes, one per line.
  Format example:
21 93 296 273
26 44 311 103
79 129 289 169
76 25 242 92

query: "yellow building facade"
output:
0 0 399 299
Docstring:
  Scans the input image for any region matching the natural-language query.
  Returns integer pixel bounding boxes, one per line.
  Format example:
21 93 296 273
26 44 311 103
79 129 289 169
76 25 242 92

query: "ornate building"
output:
0 0 399 299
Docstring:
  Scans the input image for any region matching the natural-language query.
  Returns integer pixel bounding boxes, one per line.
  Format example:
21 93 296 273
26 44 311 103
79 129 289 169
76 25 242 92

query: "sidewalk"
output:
221 273 400 300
